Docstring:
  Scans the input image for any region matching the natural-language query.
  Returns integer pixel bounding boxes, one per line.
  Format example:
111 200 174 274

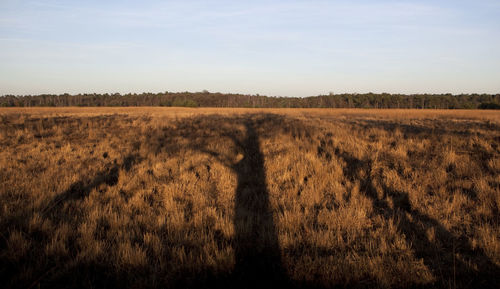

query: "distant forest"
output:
1 92 500 109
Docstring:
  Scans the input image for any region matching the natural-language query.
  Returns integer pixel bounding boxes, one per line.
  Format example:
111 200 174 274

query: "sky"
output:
1 0 499 97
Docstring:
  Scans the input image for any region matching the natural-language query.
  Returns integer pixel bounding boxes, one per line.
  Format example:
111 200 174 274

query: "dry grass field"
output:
0 108 499 288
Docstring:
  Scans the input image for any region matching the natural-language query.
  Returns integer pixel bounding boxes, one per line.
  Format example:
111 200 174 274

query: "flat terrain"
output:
0 108 499 288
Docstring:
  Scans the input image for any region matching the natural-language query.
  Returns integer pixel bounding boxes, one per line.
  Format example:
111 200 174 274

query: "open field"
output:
0 108 499 288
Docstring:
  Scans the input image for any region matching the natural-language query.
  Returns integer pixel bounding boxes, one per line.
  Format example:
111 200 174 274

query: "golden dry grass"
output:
0 108 499 288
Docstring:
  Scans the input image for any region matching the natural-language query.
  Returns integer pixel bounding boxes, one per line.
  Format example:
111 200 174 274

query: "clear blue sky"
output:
1 0 499 96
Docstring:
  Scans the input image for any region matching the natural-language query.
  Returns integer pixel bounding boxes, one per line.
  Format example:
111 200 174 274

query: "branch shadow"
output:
1 152 145 289
343 118 500 139
42 154 141 219
333 148 500 288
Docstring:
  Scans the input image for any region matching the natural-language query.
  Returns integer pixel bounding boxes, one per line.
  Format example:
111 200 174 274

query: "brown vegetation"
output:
0 108 499 288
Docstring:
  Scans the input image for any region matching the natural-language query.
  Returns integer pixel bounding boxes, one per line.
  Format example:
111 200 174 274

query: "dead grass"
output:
0 108 499 288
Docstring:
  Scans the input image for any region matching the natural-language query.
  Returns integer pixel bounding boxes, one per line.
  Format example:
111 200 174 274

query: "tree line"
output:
1 91 499 109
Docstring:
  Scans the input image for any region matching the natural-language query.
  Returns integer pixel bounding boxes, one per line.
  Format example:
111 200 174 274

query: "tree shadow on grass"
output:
28 114 499 288
230 119 288 288
3 114 394 289
157 114 290 288
168 115 382 289
24 114 292 289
